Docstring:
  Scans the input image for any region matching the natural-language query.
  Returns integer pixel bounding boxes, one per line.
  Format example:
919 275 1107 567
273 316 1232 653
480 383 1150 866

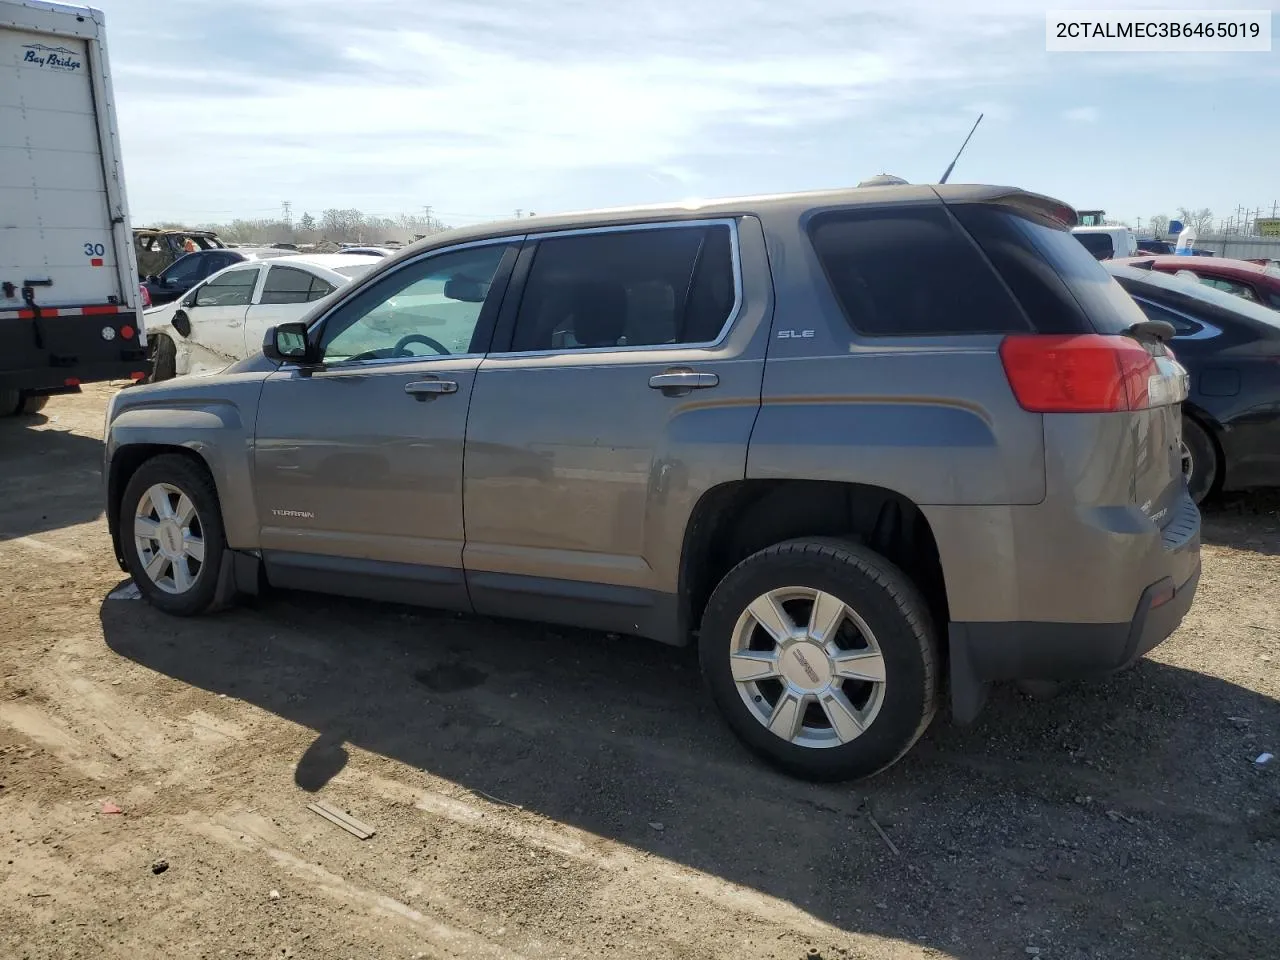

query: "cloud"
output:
1063 106 1100 123
90 0 1276 224
98 0 1051 221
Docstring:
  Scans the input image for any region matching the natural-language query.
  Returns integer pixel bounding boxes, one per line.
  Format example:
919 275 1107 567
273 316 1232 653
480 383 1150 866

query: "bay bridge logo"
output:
21 43 83 72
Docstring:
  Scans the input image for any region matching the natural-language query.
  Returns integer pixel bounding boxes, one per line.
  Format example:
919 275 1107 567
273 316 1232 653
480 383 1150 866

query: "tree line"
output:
152 209 455 246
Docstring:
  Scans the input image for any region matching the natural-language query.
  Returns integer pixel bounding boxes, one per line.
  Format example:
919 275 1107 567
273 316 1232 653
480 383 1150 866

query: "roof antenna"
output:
938 113 983 185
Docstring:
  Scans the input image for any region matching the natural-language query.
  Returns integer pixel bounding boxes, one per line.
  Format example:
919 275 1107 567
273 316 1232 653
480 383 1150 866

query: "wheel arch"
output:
678 479 948 645
108 443 219 568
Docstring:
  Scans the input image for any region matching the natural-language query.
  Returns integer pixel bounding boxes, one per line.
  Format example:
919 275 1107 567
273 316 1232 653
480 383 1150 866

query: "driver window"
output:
163 255 204 285
319 243 511 363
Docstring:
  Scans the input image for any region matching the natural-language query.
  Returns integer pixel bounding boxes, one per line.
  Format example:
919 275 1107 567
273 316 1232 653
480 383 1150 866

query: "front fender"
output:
105 376 268 553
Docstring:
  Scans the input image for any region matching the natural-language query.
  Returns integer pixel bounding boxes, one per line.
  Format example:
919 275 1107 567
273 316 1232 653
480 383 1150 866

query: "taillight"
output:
1000 334 1178 412
139 284 151 308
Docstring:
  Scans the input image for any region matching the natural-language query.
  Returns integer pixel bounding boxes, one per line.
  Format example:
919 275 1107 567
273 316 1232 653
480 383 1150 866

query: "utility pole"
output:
282 200 292 229
514 208 523 219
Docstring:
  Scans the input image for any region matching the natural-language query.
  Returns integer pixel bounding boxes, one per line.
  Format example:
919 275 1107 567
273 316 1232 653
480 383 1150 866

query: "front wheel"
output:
146 333 177 383
699 538 940 781
120 454 226 616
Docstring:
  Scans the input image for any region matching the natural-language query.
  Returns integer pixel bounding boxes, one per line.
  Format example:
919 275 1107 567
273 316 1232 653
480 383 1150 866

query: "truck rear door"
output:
1 11 130 309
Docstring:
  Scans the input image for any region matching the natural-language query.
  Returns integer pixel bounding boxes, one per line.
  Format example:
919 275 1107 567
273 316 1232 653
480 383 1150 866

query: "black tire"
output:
699 537 939 781
147 333 177 383
0 389 20 417
17 392 48 415
1181 415 1219 505
119 454 226 616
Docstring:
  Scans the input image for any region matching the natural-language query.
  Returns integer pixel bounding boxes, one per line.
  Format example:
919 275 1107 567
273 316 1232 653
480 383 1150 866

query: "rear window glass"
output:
1073 232 1114 260
952 205 1147 335
807 205 1029 336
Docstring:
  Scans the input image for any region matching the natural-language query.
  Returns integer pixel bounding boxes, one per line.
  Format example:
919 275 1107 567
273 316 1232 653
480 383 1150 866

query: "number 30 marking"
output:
83 242 105 257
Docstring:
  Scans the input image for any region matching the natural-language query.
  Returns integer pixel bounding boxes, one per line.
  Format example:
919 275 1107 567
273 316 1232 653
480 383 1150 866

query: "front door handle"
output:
648 370 719 393
405 379 458 400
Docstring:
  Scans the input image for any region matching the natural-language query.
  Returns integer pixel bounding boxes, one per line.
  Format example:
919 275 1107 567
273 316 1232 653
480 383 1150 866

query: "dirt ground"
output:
1 383 1276 960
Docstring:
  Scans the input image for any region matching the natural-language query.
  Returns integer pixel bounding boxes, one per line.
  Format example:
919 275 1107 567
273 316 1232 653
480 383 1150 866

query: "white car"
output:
143 254 381 380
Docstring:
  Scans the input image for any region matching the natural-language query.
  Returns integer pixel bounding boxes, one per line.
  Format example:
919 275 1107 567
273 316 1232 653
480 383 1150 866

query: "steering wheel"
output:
392 333 449 357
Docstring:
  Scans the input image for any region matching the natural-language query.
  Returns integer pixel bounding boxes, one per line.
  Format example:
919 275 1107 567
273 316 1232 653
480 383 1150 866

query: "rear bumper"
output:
0 359 149 393
1 314 149 392
948 561 1200 723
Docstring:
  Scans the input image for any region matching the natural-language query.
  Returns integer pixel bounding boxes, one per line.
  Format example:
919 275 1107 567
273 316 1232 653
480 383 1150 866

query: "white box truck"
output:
1 0 147 416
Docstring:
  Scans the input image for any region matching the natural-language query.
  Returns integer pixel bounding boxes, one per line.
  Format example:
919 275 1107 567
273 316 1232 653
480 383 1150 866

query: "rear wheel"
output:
17 392 48 415
0 389 19 417
699 538 939 781
120 454 226 616
1180 415 1218 505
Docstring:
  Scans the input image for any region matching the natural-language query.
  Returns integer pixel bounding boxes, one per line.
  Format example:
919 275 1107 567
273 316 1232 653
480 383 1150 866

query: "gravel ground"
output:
1 383 1277 960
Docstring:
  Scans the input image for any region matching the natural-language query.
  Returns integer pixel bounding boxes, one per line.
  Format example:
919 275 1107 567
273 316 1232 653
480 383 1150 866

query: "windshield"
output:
1106 263 1280 329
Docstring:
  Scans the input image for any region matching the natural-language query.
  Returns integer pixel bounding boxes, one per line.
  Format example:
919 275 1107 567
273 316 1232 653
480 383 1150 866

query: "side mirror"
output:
147 274 160 285
263 322 315 364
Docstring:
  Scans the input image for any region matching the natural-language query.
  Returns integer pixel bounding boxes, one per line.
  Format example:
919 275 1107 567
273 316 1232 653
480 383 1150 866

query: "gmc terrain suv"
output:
103 185 1201 780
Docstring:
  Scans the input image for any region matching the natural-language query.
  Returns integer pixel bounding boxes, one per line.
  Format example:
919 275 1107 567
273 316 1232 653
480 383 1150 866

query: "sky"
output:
92 0 1280 230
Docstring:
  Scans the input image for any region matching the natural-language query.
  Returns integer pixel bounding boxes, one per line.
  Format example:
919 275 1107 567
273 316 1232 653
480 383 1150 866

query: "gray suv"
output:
104 184 1201 780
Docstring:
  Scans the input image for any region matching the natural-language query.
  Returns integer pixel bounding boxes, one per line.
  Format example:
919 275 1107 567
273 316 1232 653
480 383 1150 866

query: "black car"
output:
1108 262 1280 502
141 248 288 305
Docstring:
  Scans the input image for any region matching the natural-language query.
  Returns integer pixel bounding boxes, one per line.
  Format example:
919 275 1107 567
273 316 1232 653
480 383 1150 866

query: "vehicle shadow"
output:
1201 490 1280 556
0 411 105 541
100 591 1278 959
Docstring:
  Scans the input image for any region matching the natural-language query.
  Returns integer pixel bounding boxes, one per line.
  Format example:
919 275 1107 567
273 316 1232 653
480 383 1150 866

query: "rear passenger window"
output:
808 206 1029 336
1199 276 1260 302
510 223 736 352
261 266 315 304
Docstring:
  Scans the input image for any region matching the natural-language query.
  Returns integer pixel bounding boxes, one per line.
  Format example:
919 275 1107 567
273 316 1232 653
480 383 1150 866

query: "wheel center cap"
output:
157 521 183 558
780 641 832 692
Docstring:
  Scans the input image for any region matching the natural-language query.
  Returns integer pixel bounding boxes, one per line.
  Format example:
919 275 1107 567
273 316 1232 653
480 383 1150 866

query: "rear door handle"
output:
405 379 458 400
648 370 719 392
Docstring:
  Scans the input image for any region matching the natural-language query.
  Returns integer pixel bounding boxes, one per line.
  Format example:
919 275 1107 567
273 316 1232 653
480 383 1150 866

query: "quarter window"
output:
509 223 736 352
261 265 335 304
1133 298 1200 337
193 267 258 307
809 206 1030 336
319 243 511 362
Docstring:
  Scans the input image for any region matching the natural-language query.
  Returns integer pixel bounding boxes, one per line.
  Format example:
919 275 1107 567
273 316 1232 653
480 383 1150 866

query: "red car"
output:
1116 256 1280 310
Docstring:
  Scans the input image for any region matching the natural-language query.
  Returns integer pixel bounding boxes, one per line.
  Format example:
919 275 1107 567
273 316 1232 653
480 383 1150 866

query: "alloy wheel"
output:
133 482 206 594
729 586 886 749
